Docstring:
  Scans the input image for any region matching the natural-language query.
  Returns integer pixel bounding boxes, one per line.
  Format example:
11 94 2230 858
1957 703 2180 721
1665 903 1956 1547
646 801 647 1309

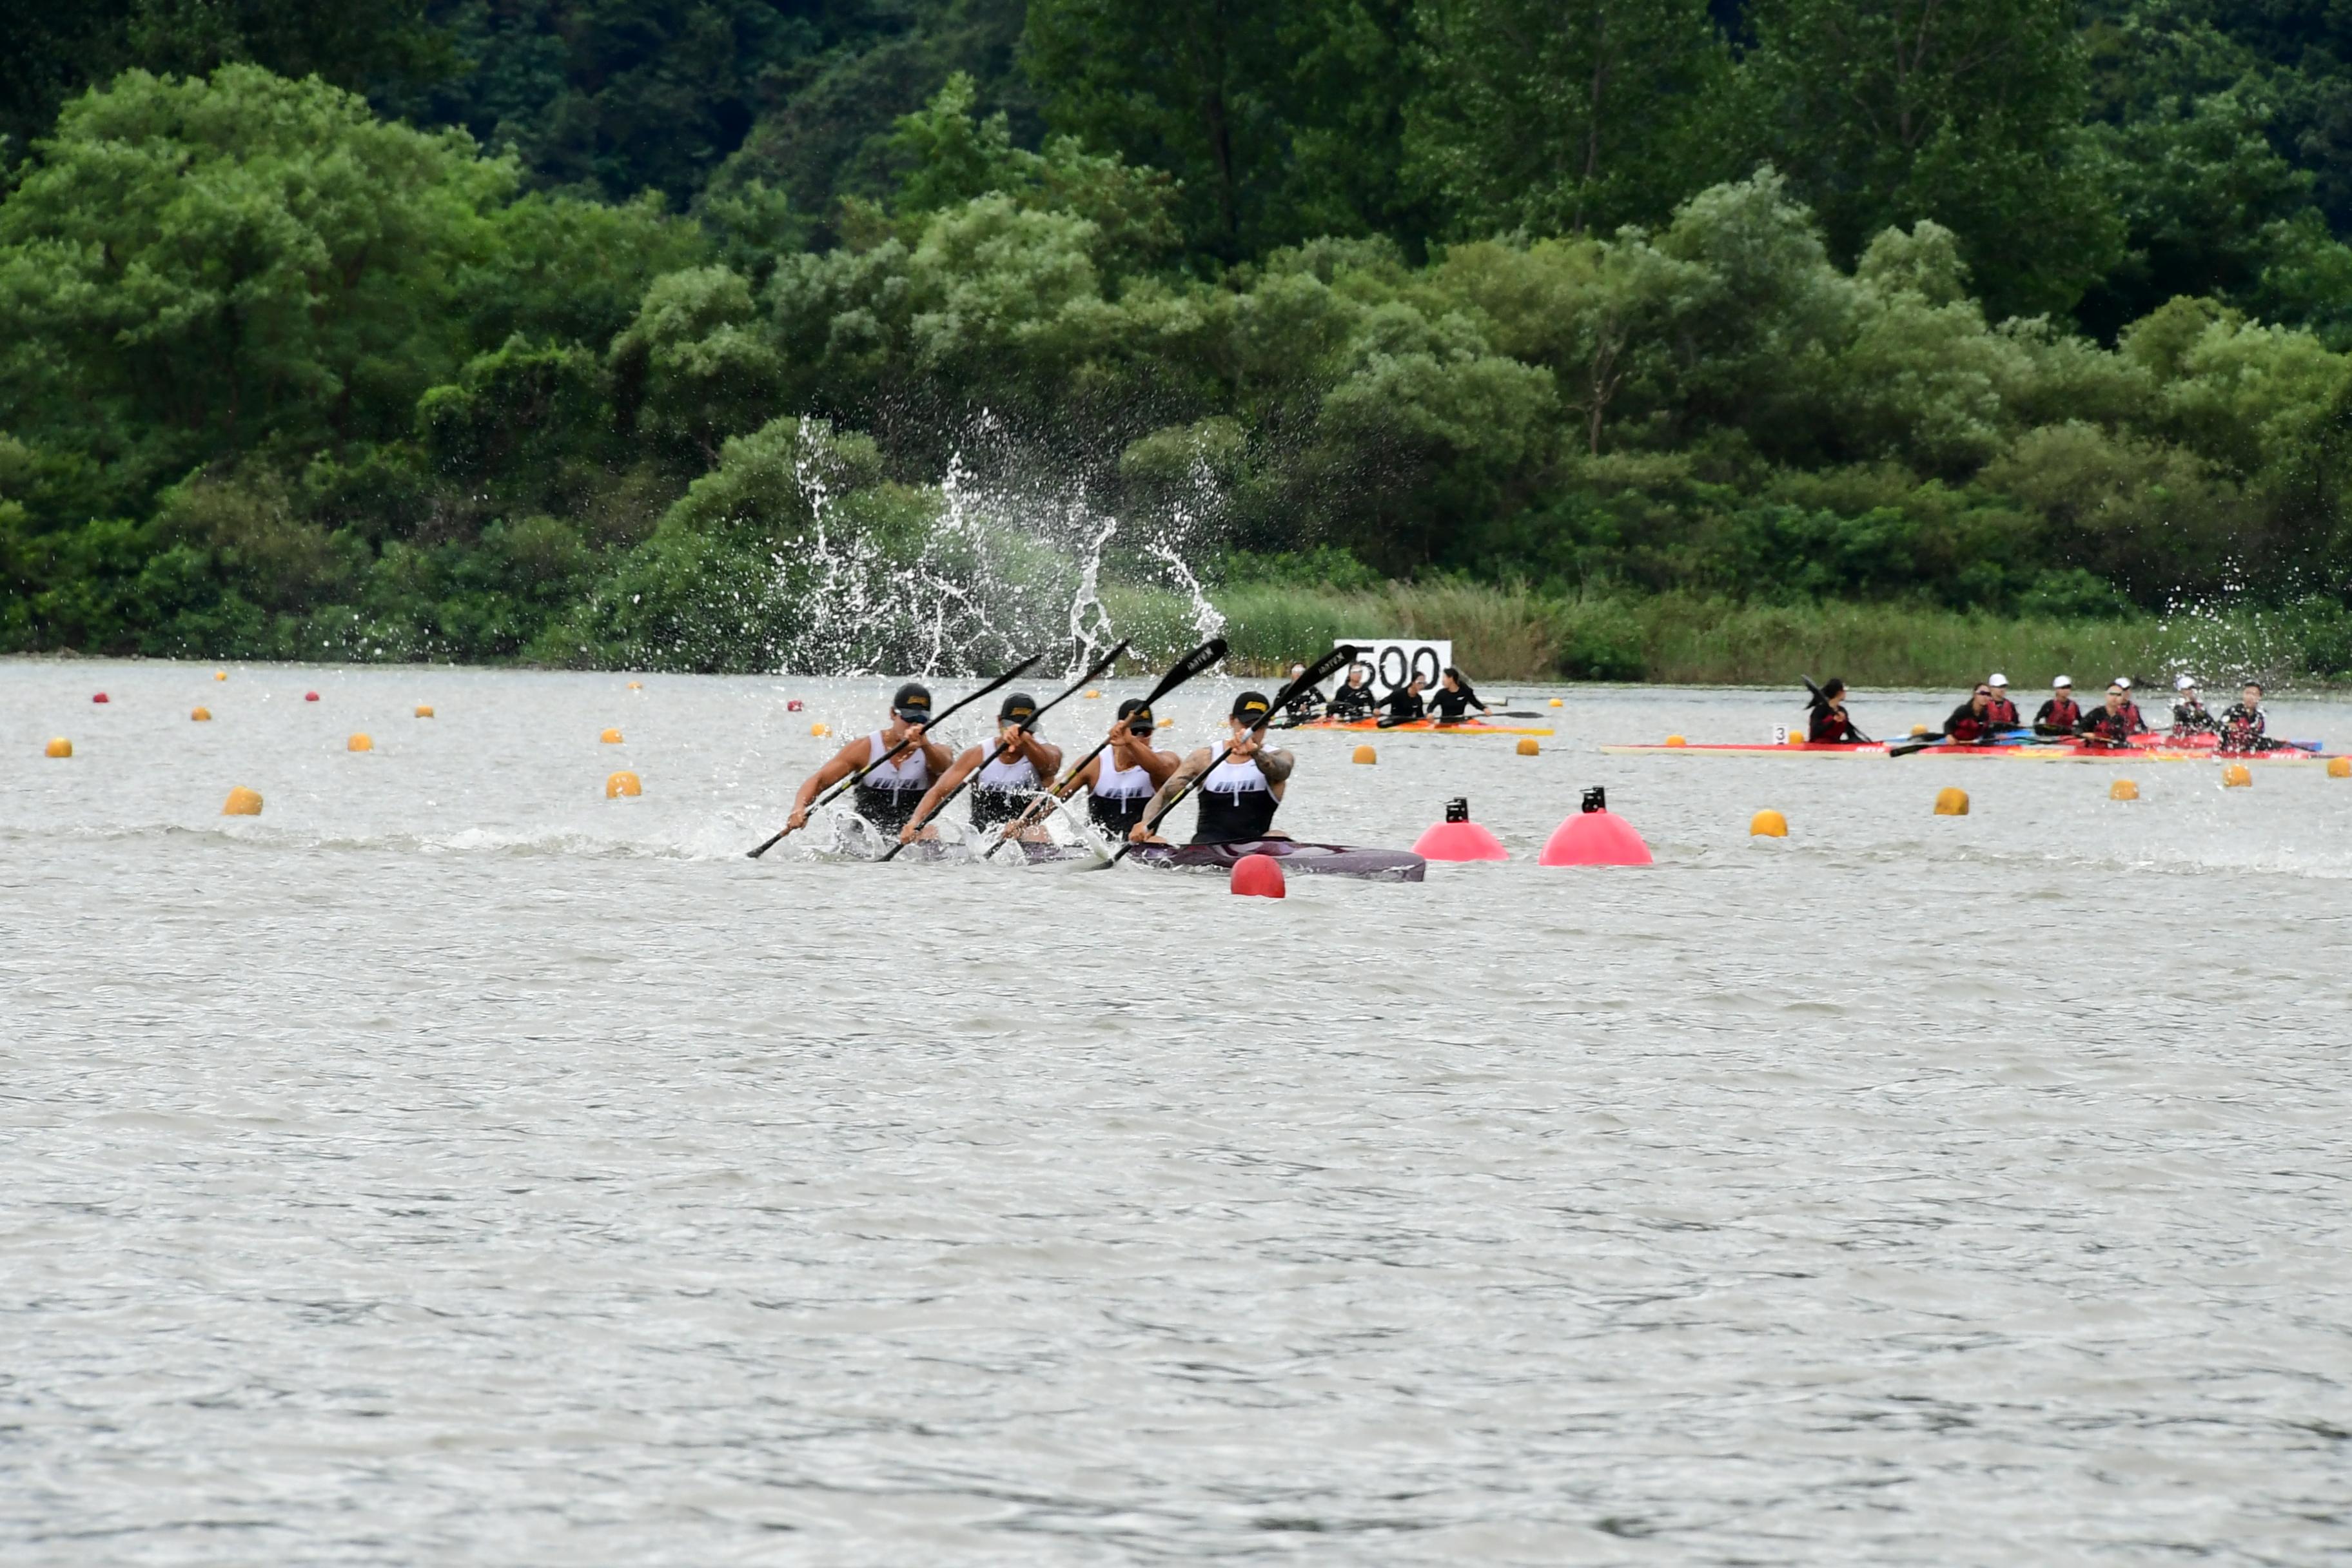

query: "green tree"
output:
0 66 512 504
1740 0 2124 317
1406 0 1732 238
1025 0 1420 260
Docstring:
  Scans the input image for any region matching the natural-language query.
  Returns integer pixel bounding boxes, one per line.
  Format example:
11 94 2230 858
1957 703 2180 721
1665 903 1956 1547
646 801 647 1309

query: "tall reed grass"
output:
1105 581 2346 687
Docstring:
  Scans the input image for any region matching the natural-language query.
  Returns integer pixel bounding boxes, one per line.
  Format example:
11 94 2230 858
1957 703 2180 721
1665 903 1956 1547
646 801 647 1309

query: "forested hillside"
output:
4 1 2351 674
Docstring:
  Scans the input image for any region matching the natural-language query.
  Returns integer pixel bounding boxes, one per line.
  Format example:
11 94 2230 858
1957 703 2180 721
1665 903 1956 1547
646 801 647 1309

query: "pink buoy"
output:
786 699 805 712
304 691 319 702
1538 787 1652 867
92 692 108 703
1413 798 1508 861
1230 852 1287 898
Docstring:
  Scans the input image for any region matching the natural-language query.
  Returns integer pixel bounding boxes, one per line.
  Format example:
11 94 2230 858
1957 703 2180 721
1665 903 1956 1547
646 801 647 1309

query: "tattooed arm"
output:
1127 746 1214 843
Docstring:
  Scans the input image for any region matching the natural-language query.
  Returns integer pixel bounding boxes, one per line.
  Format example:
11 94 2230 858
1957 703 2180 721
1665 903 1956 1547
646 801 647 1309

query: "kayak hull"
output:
1600 738 2337 763
1289 716 1553 736
1130 839 1427 881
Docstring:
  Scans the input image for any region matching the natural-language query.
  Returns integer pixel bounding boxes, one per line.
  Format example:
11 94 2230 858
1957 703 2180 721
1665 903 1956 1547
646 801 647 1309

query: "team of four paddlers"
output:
1807 673 2282 750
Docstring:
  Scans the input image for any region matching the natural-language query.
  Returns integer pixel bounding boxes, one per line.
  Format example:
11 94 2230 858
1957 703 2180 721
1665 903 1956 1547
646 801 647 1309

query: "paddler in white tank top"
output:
1056 698 1179 838
780 681 955 838
1128 689 1295 848
897 691 1064 844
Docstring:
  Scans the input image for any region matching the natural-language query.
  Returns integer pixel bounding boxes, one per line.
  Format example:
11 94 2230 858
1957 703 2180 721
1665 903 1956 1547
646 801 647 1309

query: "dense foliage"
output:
4 2 2352 672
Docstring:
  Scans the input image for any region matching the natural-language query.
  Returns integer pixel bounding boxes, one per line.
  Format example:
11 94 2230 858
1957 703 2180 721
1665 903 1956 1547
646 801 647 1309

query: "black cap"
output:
998 692 1039 726
1581 786 1607 814
1116 698 1155 733
1231 690 1272 725
892 682 932 721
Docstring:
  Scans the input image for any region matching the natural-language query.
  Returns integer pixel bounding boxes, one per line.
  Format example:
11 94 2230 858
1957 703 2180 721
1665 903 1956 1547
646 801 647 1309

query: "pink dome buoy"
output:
1230 852 1287 898
304 691 319 702
92 692 109 703
1538 787 1652 867
1413 798 1509 862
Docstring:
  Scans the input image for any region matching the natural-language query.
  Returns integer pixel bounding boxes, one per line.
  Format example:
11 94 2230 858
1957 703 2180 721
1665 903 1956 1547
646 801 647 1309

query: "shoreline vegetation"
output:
8 14 2352 680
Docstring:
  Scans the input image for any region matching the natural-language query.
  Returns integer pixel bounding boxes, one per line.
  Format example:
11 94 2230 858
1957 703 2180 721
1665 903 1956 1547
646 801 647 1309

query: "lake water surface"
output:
5 658 2350 1564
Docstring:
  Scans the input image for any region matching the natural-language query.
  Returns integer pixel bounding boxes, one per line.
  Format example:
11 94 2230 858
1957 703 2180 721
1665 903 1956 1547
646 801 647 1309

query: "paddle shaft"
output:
745 651 1044 858
877 640 1131 859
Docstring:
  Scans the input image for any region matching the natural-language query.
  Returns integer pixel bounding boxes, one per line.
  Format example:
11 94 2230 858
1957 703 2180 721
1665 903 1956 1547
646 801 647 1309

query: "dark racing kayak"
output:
1128 838 1427 882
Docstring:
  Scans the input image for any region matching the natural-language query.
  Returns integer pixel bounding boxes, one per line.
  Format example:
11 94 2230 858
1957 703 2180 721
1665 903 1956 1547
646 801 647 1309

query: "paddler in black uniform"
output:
1278 663 1323 723
1941 685 2001 745
1055 698 1179 838
1807 678 1865 741
1380 673 1429 724
784 681 956 836
2033 676 2081 735
1428 667 1490 724
898 691 1064 843
2219 682 2278 751
2171 675 2219 734
1326 663 1376 721
1128 691 1295 846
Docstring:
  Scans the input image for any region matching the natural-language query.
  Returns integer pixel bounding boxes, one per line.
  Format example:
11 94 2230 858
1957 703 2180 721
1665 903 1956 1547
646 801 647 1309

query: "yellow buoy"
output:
810 721 831 737
600 727 623 744
191 706 211 722
607 770 642 798
1910 724 1930 737
1083 689 1102 698
2222 763 2252 788
1750 808 1787 838
221 786 262 816
1548 698 1563 707
2110 779 2139 801
2330 756 2351 778
1934 786 1969 816
348 733 373 752
1352 744 1377 765
627 680 643 690
213 670 226 681
45 737 73 758
1665 734 1687 747
414 704 435 718
1516 736 1540 756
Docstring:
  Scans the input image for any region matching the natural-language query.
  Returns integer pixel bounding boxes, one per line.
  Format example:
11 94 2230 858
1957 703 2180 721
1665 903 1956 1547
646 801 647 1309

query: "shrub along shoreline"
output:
1150 582 2352 689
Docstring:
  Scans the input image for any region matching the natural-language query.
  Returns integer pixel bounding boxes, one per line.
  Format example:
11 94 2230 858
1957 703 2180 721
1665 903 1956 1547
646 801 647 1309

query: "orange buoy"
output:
1538 787 1652 866
1547 698 1563 707
1750 808 1787 837
1934 787 1968 815
222 786 262 816
2329 756 2351 778
1516 736 1540 756
810 721 830 737
1664 734 1687 747
44 738 72 758
2110 779 2139 801
190 705 211 721
2222 763 2252 788
1352 744 1377 764
627 680 643 690
1413 799 1508 862
213 670 226 681
600 727 623 744
607 770 642 798
414 704 434 718
1230 853 1286 897
348 733 373 752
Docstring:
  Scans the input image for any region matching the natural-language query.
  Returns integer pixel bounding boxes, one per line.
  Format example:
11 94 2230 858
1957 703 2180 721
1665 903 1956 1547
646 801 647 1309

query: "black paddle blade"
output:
1148 636 1228 700
1269 643 1360 718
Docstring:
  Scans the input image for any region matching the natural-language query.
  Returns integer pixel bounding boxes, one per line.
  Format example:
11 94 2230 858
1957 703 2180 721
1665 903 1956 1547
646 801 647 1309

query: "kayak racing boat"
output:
1602 732 2338 763
1287 716 1553 737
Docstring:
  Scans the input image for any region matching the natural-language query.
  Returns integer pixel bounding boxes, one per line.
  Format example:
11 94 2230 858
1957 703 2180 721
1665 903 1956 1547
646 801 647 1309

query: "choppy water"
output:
6 658 2352 1565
